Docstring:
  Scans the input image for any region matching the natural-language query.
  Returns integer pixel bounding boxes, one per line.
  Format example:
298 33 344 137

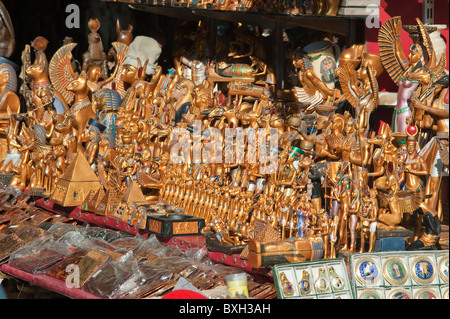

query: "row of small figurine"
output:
143 0 341 16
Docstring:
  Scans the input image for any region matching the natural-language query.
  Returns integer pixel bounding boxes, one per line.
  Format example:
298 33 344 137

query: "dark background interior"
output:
2 0 175 70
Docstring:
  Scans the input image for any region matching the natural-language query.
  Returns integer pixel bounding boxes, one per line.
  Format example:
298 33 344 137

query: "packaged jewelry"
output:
328 265 346 291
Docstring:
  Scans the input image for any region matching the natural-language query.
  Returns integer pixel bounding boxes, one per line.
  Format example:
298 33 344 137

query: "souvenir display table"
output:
0 0 448 299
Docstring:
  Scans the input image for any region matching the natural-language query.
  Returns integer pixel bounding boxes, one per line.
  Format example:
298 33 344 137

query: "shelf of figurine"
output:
123 0 365 41
0 9 447 275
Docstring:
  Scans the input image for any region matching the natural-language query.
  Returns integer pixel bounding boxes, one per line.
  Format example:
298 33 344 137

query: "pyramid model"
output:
50 151 101 207
82 187 106 212
122 180 147 204
95 184 122 215
60 151 100 182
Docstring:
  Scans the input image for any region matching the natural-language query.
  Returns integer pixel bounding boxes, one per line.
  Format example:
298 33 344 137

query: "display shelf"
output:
117 1 365 37
128 3 201 22
159 234 206 249
35 198 145 237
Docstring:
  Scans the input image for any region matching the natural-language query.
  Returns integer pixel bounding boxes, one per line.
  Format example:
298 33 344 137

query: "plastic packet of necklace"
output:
134 235 183 259
0 186 21 203
57 230 99 252
81 225 122 243
8 235 70 274
84 251 143 299
148 256 195 278
138 262 174 284
110 234 146 253
183 246 208 263
46 222 78 240
13 224 49 244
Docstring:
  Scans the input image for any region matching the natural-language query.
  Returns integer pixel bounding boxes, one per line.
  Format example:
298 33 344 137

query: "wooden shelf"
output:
106 0 365 37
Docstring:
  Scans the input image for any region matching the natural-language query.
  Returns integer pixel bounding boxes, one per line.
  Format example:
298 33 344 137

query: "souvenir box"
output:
248 237 324 269
145 213 206 237
350 251 449 299
272 258 354 299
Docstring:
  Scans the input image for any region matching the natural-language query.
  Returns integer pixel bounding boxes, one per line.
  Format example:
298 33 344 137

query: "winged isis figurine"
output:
101 41 128 99
337 52 381 135
49 42 78 106
378 16 447 134
49 41 128 105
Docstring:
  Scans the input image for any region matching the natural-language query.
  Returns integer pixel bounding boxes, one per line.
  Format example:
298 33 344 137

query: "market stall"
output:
0 0 448 300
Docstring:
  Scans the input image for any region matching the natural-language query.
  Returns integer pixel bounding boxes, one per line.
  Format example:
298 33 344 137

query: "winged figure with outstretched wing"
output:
378 16 442 134
98 42 128 99
337 56 379 134
48 42 78 106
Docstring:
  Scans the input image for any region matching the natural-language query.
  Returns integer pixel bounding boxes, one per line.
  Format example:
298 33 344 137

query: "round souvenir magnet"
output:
438 255 449 283
383 257 408 286
358 289 382 299
410 256 436 285
354 258 381 286
414 288 439 299
442 287 448 299
387 288 412 299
